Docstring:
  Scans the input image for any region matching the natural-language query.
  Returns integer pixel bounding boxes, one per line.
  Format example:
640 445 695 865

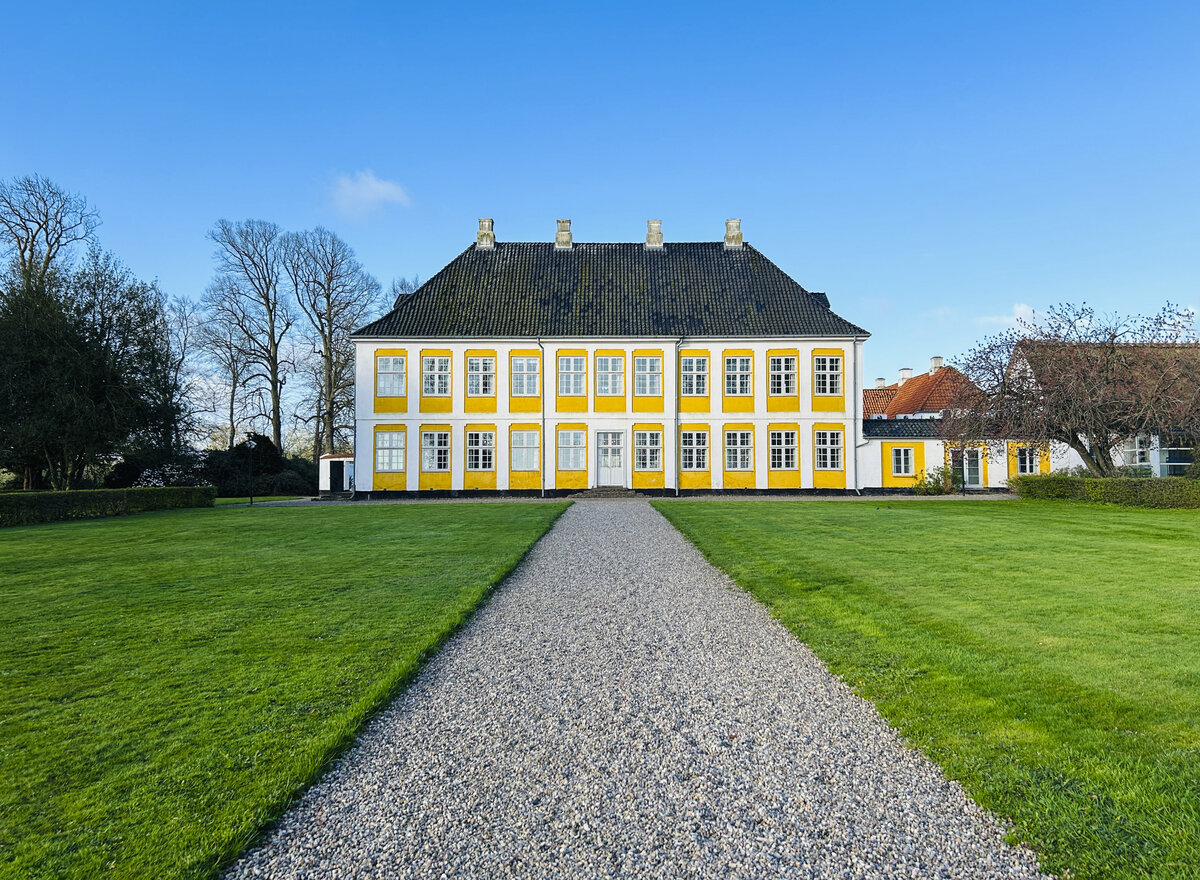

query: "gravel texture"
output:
226 499 1050 879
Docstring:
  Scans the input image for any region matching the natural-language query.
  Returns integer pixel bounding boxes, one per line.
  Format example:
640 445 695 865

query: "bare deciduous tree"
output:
0 175 99 288
387 275 419 308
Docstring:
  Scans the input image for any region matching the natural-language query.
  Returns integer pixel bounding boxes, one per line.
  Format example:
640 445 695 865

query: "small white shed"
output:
319 454 355 495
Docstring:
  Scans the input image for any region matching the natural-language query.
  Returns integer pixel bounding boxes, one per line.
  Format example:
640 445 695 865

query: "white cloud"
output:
332 170 411 219
978 303 1036 327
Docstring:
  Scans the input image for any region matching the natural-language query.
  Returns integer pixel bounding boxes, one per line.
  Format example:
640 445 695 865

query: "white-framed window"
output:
769 356 797 396
892 446 914 476
557 429 586 470
634 357 662 396
511 430 539 471
724 357 753 396
634 431 662 470
376 355 405 397
558 356 586 396
1016 446 1038 475
1122 435 1151 466
725 430 753 470
421 431 450 471
681 356 708 395
467 357 495 396
596 356 624 396
511 356 540 396
422 356 451 396
815 430 843 470
375 430 405 472
466 431 495 471
769 430 797 469
814 355 842 396
680 431 708 470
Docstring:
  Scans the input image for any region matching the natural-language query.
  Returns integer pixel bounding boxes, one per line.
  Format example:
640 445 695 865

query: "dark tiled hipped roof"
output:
863 418 946 439
354 242 868 339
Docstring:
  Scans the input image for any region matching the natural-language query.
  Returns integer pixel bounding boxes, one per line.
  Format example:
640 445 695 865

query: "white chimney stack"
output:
724 218 743 249
875 377 886 389
898 367 913 385
555 218 572 250
476 218 495 250
646 219 663 249
930 356 943 372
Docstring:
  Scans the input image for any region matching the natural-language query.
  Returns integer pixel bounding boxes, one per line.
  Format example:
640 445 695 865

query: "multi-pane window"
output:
815 430 843 470
813 355 842 396
680 431 708 470
557 430 586 470
1016 446 1038 475
467 357 495 396
466 431 495 471
375 430 405 472
511 431 539 471
376 356 405 397
634 357 662 396
725 431 753 470
511 357 540 396
634 431 662 470
558 356 586 396
421 431 450 471
769 430 797 469
725 357 753 395
1122 435 1150 466
893 446 914 476
681 356 708 395
422 356 451 396
596 356 624 396
769 356 797 396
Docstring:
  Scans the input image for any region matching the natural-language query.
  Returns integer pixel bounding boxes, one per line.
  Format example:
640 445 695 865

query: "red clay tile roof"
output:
863 366 975 418
862 387 898 417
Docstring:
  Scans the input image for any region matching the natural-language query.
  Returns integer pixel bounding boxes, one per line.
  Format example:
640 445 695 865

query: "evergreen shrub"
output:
0 486 217 527
1009 475 1200 508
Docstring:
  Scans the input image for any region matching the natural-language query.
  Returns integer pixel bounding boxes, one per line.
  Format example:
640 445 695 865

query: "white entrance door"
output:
963 447 983 488
597 432 624 486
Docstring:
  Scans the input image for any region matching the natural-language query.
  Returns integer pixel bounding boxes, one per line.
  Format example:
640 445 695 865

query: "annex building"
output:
351 219 870 494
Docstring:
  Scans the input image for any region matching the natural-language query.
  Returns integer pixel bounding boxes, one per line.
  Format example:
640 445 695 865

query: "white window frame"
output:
421 431 450 472
814 355 842 396
375 430 405 472
769 356 797 396
558 356 586 396
892 446 914 476
680 356 708 396
511 430 539 471
466 431 495 471
422 356 451 396
595 356 624 397
376 356 406 397
634 357 662 396
557 429 586 470
634 431 662 471
769 430 797 470
511 356 540 397
467 357 495 397
724 357 753 396
725 430 753 470
680 431 708 470
1016 446 1038 475
815 430 843 470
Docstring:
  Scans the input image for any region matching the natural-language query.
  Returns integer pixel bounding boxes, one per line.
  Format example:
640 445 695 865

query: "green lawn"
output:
0 502 567 880
213 495 304 505
654 499 1200 880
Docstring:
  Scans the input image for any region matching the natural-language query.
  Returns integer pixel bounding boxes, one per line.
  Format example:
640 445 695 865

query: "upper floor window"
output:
421 431 450 471
769 356 797 395
1016 446 1038 474
681 357 708 395
596 356 624 396
376 356 405 397
422 356 451 396
558 356 585 396
466 431 495 471
769 430 797 469
467 357 495 396
511 357 540 396
634 431 662 470
557 429 586 470
634 357 662 396
680 431 708 470
815 430 843 470
814 356 842 396
375 430 405 472
725 430 753 470
725 357 752 396
511 430 539 471
892 446 914 476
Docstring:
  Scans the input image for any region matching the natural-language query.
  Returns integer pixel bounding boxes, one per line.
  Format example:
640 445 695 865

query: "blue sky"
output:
3 1 1197 382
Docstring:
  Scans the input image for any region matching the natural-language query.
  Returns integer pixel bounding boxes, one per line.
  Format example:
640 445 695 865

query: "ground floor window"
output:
511 430 539 471
634 431 662 470
375 430 405 472
815 430 842 470
725 430 753 470
680 431 708 470
466 431 495 471
421 431 450 472
1016 446 1037 475
769 430 797 469
558 430 586 470
892 446 914 476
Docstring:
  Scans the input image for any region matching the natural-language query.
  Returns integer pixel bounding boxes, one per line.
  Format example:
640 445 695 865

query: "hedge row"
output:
1008 474 1200 508
0 486 217 527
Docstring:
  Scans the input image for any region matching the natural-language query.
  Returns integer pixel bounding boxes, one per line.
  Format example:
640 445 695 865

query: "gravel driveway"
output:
226 500 1049 879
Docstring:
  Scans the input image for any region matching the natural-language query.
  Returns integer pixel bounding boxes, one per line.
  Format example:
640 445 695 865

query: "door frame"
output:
596 430 626 487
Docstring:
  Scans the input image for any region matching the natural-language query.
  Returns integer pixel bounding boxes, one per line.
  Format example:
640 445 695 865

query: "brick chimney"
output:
476 218 494 250
646 219 663 249
724 218 743 249
875 377 886 389
555 219 572 250
930 356 943 372
898 368 913 386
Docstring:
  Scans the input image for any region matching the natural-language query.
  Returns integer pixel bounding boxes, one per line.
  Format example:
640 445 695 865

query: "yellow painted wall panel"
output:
881 441 926 488
555 348 588 413
419 348 453 413
373 348 408 414
680 471 711 490
812 421 846 489
811 347 846 413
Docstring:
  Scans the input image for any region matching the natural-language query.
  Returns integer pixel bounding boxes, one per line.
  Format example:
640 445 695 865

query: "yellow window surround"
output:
374 347 408 414
419 349 453 414
721 349 755 414
811 348 846 414
679 348 711 413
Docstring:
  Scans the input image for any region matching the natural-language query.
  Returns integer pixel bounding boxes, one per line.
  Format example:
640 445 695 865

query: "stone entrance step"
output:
567 487 644 499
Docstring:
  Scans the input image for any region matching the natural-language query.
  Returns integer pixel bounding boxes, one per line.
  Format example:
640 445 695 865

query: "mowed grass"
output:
653 499 1200 880
213 496 304 505
0 502 567 880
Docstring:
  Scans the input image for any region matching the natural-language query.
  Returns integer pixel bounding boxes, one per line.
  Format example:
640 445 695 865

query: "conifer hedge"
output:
0 486 216 527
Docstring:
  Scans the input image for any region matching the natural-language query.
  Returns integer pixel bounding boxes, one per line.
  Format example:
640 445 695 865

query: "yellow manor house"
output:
351 219 870 495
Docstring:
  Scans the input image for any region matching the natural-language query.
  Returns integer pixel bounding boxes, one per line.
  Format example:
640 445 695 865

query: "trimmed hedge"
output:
0 486 217 527
1009 474 1200 508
